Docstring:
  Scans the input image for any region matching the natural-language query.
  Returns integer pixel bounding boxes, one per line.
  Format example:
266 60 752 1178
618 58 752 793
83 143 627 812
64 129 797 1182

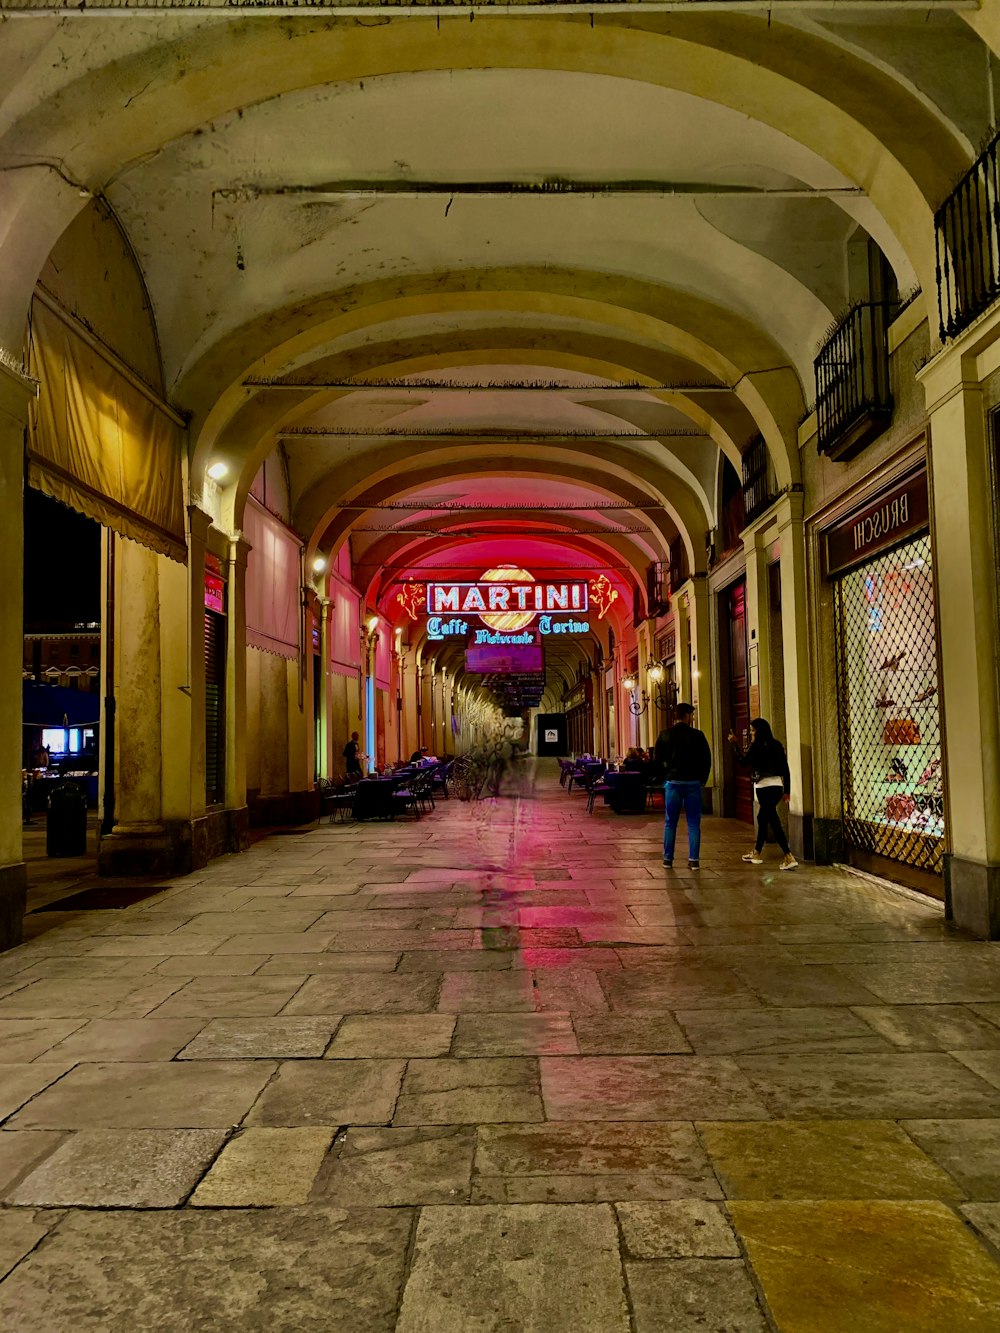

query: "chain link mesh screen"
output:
834 531 944 875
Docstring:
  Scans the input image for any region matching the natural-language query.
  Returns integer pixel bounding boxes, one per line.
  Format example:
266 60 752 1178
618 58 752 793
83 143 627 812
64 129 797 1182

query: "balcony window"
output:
815 302 895 461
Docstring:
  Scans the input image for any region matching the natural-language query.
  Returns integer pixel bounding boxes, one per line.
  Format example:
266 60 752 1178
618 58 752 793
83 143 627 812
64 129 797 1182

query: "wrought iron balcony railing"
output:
646 560 670 617
814 302 894 461
936 130 1000 341
741 434 775 524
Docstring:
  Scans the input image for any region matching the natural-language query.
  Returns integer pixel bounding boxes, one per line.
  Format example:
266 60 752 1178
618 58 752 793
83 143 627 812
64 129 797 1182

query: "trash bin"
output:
46 781 88 858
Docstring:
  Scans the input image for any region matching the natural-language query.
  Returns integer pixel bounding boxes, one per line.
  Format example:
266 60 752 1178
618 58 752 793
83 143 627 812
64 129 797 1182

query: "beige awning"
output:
27 296 186 563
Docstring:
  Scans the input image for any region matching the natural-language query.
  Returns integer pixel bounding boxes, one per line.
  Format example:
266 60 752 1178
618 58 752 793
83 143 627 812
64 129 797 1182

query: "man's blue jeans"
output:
663 780 703 862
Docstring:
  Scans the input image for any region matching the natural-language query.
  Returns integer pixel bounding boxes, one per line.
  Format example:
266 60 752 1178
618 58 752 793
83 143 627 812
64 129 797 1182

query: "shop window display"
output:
834 532 943 874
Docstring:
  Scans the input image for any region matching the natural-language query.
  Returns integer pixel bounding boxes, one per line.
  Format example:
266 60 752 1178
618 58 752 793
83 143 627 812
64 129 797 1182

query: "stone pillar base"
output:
813 816 845 866
944 854 1000 940
98 809 250 879
788 812 815 862
248 790 322 827
0 861 27 952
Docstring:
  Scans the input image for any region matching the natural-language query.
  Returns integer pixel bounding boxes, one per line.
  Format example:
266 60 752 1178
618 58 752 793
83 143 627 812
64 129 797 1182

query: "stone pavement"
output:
0 760 999 1331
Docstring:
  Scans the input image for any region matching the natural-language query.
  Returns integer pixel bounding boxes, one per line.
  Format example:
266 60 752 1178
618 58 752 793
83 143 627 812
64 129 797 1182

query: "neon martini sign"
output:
395 566 619 641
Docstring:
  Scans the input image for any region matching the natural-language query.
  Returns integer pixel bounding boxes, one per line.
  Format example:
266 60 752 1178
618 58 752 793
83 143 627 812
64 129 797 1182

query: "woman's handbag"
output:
885 793 917 823
882 717 921 745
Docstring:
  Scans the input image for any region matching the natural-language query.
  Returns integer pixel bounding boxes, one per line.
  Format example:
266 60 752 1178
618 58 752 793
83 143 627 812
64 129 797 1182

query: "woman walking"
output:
727 718 798 870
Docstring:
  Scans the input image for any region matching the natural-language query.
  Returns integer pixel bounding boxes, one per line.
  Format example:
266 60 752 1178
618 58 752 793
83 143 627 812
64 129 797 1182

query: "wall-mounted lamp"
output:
311 556 327 576
647 659 678 713
366 615 379 634
622 673 648 716
206 461 229 483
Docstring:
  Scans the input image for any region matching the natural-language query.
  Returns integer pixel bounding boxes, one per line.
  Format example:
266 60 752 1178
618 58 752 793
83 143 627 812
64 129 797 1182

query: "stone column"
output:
157 543 196 829
157 507 207 842
675 594 693 706
318 597 332 780
226 535 251 840
286 653 311 799
635 622 652 750
742 527 774 725
403 652 419 759
920 336 1000 937
421 666 435 751
0 362 33 949
774 493 815 859
688 576 715 749
257 654 289 797
440 669 451 756
98 536 170 875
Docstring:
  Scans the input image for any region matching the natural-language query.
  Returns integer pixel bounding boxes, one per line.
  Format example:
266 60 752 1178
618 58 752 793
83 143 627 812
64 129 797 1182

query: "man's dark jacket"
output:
659 723 712 785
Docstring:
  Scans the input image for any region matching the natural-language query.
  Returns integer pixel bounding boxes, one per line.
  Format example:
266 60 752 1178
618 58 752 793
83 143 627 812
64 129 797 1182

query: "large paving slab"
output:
616 1201 741 1258
730 1199 1000 1332
317 1125 476 1206
901 1120 1000 1200
0 1064 76 1123
698 1119 964 1200
396 1203 630 1332
244 1059 405 1126
7 1061 276 1129
178 1016 341 1060
540 1055 770 1121
734 1051 1000 1118
8 1128 226 1207
394 1056 544 1125
0 1207 413 1332
625 1258 770 1333
191 1128 334 1206
0 1019 85 1061
0 1211 57 1283
473 1121 722 1203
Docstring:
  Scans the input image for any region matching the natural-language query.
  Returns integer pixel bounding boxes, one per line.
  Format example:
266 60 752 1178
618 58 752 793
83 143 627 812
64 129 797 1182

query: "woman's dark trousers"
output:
756 787 789 854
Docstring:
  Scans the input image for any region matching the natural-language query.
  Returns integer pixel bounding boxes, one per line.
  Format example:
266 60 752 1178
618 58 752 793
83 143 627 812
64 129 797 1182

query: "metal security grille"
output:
834 532 944 875
204 610 226 806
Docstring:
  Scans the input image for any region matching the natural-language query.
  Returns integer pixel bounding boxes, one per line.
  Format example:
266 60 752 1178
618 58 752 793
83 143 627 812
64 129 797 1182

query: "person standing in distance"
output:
727 717 798 870
342 732 362 780
661 703 712 870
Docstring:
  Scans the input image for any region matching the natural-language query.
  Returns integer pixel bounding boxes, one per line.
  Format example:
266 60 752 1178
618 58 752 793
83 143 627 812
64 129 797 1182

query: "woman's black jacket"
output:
731 736 791 794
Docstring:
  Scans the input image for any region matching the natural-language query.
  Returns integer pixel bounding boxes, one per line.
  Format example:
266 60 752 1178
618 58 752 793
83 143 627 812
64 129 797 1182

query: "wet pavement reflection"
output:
0 759 999 1329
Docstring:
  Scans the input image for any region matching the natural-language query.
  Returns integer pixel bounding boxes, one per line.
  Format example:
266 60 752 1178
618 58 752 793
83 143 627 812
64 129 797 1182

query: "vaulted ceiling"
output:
3 2 996 704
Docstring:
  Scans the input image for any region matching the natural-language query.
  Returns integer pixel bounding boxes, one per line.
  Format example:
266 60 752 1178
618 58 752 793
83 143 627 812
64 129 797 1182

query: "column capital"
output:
228 534 252 569
917 301 1000 411
773 488 805 532
0 357 37 429
187 504 213 544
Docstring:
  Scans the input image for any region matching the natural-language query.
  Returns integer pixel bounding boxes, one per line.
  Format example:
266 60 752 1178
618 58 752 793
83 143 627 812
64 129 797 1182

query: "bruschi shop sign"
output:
393 566 620 641
825 469 930 577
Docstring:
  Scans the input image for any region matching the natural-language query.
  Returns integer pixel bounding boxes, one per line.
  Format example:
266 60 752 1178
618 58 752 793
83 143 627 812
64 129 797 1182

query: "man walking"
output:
342 732 362 780
661 702 712 870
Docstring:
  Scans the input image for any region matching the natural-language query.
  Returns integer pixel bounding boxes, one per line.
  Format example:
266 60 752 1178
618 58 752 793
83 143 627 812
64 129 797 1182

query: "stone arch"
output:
0 14 966 352
190 277 804 512
300 447 708 576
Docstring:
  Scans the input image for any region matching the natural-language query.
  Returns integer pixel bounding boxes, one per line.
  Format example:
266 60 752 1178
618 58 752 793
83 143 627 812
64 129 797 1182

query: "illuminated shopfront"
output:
826 468 944 894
